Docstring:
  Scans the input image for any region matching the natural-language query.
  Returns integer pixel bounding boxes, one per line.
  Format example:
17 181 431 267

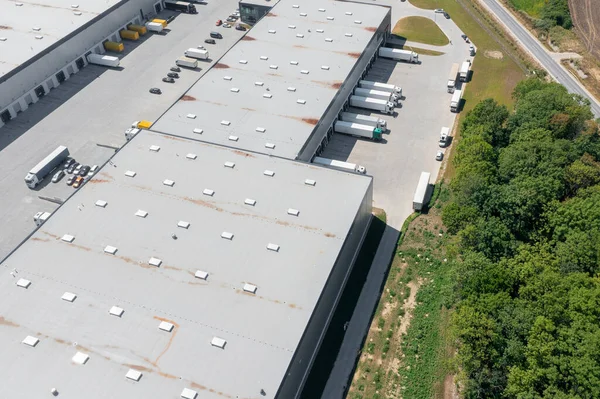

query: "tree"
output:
459 217 517 261
564 154 600 195
462 98 510 147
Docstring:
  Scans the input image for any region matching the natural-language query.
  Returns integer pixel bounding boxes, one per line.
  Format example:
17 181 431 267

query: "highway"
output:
481 0 600 118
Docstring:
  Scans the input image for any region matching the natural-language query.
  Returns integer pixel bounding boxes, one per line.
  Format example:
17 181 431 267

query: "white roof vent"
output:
264 170 275 177
95 200 107 208
245 198 256 206
211 337 227 349
255 81 264 86
61 234 75 243
193 128 203 134
263 93 273 99
230 87 240 93
354 20 362 24
224 161 235 168
290 61 299 65
178 221 191 229
243 283 257 294
300 70 309 74
186 153 197 160
325 38 333 42
158 321 174 332
71 4 79 8
305 179 316 186
260 55 268 60
296 34 304 38
124 170 136 177
300 12 307 16
267 243 280 252
297 99 307 104
126 369 142 381
228 135 239 141
345 33 353 37
104 245 118 255
287 87 296 92
163 179 175 187
346 11 353 15
327 16 334 20
256 126 266 132
72 352 89 365
239 60 248 64
265 143 275 149
35 35 43 40
186 114 196 119
15 2 23 5
17 278 31 288
221 120 231 126
221 231 234 240
109 306 124 317
149 257 162 267
223 75 232 80
135 210 148 218
149 145 160 152
203 188 215 196
268 29 276 34
318 8 326 12
22 336 40 347
321 65 330 70
288 208 300 216
269 65 278 70
181 388 198 399
0 38 6 41
316 29 324 33
195 270 209 280
32 27 41 31
73 11 82 15
62 292 77 302
292 4 299 8
288 25 296 29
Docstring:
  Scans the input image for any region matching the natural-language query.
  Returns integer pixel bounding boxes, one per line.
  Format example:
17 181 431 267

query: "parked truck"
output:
459 60 470 82
184 48 209 60
176 56 198 69
439 127 450 147
334 121 382 141
447 63 459 93
146 22 164 33
413 172 431 211
132 120 153 129
378 47 419 63
127 24 147 35
34 211 52 226
354 87 400 104
358 80 402 96
104 41 124 53
125 127 141 141
86 53 120 67
349 96 394 115
25 146 69 189
340 112 387 130
164 0 197 13
450 90 462 113
119 29 139 41
313 156 367 174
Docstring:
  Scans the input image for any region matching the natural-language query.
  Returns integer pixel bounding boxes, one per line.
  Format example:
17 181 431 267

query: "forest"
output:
443 78 600 398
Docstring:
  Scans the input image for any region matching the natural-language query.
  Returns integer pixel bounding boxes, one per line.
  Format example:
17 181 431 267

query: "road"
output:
480 0 600 118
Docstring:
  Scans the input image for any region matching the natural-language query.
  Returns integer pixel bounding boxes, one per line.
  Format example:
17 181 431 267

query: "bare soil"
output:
569 0 600 59
484 50 504 59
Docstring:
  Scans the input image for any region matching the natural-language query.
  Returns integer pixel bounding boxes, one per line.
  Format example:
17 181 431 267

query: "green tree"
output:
564 154 600 195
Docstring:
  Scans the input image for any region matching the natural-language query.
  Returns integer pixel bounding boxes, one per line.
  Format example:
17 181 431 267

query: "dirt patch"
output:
0 25 12 30
484 50 504 59
213 63 229 69
241 35 256 41
381 301 397 317
180 95 196 101
443 374 459 399
88 179 111 184
302 118 319 125
330 81 342 89
569 0 600 59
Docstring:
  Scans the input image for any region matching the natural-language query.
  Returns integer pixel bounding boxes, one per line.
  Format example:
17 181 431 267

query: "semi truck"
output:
176 56 198 68
334 121 382 141
164 0 197 13
127 24 147 35
125 128 140 141
313 156 367 174
450 90 462 113
354 87 400 104
184 48 209 60
34 211 52 226
358 80 402 96
378 47 419 63
103 41 124 53
86 53 120 67
340 112 387 130
459 60 470 82
25 146 69 189
119 29 139 41
146 22 164 33
413 172 431 211
447 63 459 93
349 96 394 115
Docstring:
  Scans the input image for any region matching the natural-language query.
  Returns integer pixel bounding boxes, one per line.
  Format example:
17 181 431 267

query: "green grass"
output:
392 16 450 46
507 0 545 18
405 46 445 56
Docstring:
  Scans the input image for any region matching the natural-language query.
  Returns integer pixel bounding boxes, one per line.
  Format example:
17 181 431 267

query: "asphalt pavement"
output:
481 0 600 118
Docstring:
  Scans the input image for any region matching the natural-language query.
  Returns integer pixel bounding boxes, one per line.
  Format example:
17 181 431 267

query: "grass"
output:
507 0 545 18
406 46 445 56
392 16 450 46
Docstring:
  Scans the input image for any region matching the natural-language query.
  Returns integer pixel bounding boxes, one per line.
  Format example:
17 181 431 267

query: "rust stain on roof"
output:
302 118 319 125
347 52 361 59
213 63 230 69
0 26 13 30
30 237 50 242
125 364 154 373
241 107 255 112
232 150 255 158
163 264 184 272
265 12 277 17
160 134 187 142
364 26 377 32
180 95 196 101
324 232 336 238
184 197 224 212
330 82 343 89
40 231 59 239
0 317 19 327
293 44 307 49
87 179 111 184
241 35 256 41
152 316 180 366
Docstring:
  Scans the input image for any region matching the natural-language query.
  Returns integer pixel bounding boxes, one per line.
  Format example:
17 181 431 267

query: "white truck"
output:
354 87 400 104
313 156 367 174
34 211 52 226
350 96 394 115
450 90 462 113
125 127 141 141
334 121 383 141
378 47 419 63
146 22 164 33
413 172 431 211
340 112 387 130
359 80 402 96
25 146 70 189
184 48 209 60
176 56 198 69
86 53 120 67
447 63 459 93
439 127 450 147
459 60 470 82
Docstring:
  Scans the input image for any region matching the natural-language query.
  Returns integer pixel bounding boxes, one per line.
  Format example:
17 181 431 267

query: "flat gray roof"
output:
0 130 371 398
151 0 389 159
0 0 122 77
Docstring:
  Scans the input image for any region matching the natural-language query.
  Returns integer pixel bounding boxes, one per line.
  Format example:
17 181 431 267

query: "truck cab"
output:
439 127 450 147
25 173 39 189
34 211 51 226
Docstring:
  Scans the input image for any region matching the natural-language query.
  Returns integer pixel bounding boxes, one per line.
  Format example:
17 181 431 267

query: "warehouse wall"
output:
276 177 374 399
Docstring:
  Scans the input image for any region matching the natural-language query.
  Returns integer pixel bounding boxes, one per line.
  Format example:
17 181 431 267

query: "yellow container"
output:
152 18 168 28
127 24 147 35
119 29 139 41
137 120 152 129
103 41 124 53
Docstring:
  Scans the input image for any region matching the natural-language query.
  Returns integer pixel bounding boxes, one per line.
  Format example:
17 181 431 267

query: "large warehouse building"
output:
0 0 163 127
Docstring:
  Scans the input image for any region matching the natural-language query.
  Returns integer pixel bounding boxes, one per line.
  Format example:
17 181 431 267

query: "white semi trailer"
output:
459 60 471 82
184 48 209 60
358 80 402 96
176 56 198 68
146 22 164 33
334 121 383 141
413 172 431 211
378 47 419 63
25 146 70 188
313 156 366 174
450 90 462 113
447 63 459 93
340 112 387 130
354 87 400 104
349 96 394 115
86 53 120 67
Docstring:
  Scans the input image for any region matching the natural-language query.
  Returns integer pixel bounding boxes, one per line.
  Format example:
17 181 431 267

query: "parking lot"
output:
0 0 246 259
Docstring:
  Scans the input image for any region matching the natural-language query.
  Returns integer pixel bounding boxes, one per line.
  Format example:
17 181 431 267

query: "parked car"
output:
162 77 175 83
436 151 444 161
62 158 76 170
52 170 65 183
226 17 236 23
79 165 91 176
66 175 76 186
170 66 181 72
73 164 83 175
434 8 445 13
205 38 216 44
67 162 79 174
73 176 84 188
444 12 450 19
235 24 246 31
89 165 98 175
216 19 223 26
167 72 179 78
149 87 162 94
229 14 239 19
223 23 231 28
197 45 206 50
210 31 222 39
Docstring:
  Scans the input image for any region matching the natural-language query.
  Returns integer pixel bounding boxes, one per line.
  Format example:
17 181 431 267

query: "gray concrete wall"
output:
275 177 374 398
